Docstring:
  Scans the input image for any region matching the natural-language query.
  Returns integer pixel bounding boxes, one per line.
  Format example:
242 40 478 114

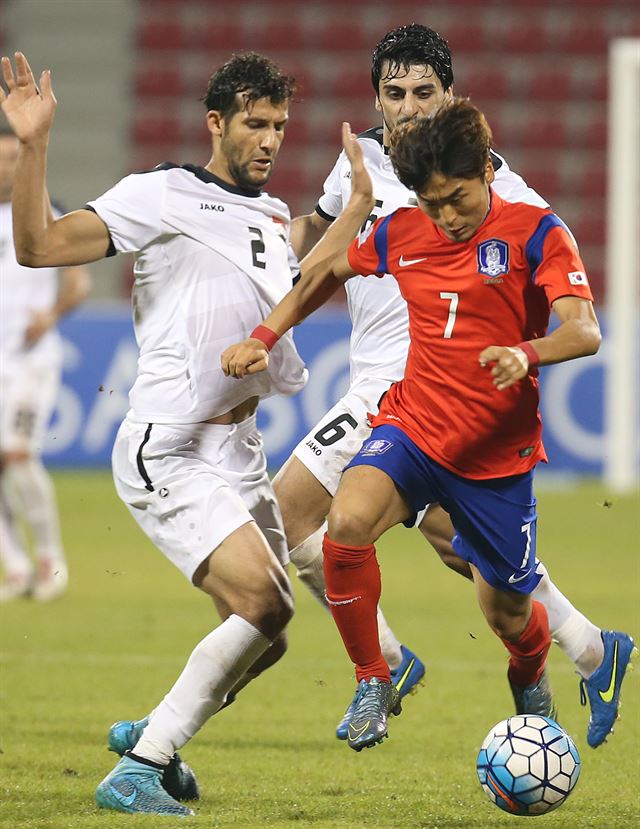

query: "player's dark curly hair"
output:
371 24 453 94
202 52 295 116
390 98 492 192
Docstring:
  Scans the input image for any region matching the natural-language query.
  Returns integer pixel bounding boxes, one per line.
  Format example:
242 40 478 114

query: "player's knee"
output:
251 579 295 639
486 607 529 641
327 501 376 546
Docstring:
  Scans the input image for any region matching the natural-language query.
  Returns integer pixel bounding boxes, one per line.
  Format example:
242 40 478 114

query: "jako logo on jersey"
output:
477 239 509 278
568 271 588 285
200 203 225 211
361 439 393 455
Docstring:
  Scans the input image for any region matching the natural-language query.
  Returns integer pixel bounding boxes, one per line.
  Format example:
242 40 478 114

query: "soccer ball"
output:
477 715 581 816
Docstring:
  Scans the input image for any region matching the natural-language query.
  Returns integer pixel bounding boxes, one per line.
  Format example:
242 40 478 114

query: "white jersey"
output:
88 164 307 424
0 201 63 370
316 127 549 386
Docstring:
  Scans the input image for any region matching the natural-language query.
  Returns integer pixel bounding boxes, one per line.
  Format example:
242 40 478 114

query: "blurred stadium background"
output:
1 0 638 484
1 4 639 826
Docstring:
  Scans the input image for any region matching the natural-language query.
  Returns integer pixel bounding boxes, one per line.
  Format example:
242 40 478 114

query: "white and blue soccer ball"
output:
477 715 581 816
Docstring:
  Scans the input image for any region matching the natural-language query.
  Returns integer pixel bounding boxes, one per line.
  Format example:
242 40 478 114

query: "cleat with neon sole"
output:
336 644 424 740
346 677 402 752
580 630 636 748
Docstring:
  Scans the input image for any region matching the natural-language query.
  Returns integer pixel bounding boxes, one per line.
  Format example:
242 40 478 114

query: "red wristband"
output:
517 341 540 367
250 325 280 351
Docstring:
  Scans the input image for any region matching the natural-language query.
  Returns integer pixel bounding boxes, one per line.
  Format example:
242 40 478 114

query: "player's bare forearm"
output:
290 211 330 260
479 298 601 390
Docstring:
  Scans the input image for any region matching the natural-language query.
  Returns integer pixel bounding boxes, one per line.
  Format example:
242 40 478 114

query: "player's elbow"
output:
14 243 52 268
580 321 602 356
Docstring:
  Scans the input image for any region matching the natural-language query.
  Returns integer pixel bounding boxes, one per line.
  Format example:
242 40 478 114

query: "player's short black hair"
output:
371 24 453 94
390 98 492 192
202 52 295 117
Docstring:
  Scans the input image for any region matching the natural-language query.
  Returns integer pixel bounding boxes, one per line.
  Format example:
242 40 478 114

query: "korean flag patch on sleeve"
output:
568 270 588 285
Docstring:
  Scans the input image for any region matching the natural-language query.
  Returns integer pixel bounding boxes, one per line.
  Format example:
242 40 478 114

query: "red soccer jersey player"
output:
348 192 593 478
223 103 603 754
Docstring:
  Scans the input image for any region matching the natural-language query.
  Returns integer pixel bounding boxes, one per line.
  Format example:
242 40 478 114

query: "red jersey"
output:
346 191 594 479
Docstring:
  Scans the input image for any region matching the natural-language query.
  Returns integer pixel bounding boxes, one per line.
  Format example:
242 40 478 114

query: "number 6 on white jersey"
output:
439 291 459 338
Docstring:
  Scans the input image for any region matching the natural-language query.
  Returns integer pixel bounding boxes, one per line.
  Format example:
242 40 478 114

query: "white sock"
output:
290 523 329 608
377 608 403 670
290 524 404 669
133 614 271 764
3 459 64 563
0 481 31 577
532 561 604 677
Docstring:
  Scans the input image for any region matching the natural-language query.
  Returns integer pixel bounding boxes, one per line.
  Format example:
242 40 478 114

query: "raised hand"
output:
341 121 373 206
0 52 57 143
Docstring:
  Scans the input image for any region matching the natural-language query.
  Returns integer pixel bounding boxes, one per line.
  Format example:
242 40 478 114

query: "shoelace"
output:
353 680 389 721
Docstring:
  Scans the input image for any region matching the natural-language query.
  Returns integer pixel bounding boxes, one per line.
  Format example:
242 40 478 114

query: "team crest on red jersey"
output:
477 239 509 278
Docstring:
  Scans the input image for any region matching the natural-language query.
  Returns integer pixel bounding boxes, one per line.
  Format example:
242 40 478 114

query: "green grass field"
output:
0 472 638 828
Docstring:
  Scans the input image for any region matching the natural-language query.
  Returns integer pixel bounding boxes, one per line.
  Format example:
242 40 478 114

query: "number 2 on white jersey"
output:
439 291 459 338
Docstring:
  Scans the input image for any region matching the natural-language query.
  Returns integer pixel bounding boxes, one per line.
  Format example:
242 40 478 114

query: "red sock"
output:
322 534 390 683
502 601 552 687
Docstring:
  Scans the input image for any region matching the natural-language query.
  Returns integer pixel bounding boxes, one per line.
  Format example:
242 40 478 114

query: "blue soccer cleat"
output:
391 644 426 699
580 630 636 748
336 644 425 739
108 718 200 801
95 754 194 816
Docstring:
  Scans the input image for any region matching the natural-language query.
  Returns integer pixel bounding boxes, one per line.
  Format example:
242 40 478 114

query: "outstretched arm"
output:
222 122 373 378
479 297 601 390
0 52 111 267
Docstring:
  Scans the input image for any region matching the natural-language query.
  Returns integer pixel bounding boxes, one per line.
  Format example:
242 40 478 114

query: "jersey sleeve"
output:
86 172 167 253
526 213 594 305
315 151 347 222
347 214 393 277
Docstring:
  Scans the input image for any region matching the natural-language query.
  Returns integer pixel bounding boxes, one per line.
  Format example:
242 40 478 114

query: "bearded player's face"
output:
376 62 452 144
218 96 288 192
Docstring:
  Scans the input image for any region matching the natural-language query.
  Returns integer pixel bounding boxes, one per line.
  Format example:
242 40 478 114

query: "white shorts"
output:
0 361 61 454
292 377 392 497
112 415 288 581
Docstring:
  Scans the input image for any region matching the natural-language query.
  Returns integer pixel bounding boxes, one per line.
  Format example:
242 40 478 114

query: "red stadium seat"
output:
195 22 248 51
331 69 375 100
503 22 552 54
138 18 186 51
316 21 369 52
133 113 183 147
255 21 306 52
573 214 605 246
517 117 568 150
523 70 572 102
465 69 509 102
135 66 185 98
444 23 487 53
557 24 607 56
518 168 561 202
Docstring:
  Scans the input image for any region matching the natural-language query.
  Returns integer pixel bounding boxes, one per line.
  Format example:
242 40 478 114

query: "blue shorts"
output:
345 425 540 594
